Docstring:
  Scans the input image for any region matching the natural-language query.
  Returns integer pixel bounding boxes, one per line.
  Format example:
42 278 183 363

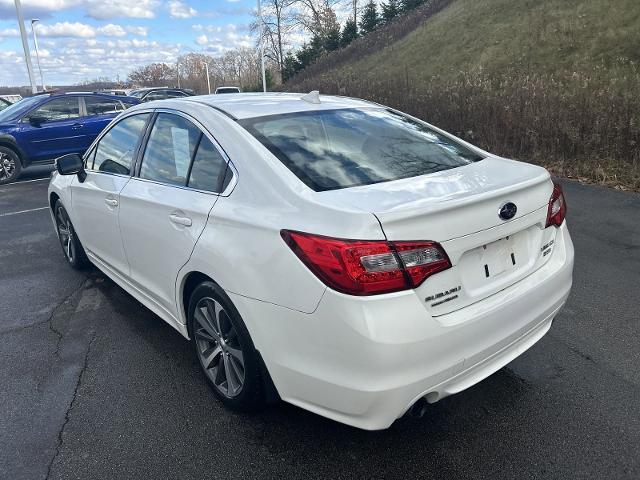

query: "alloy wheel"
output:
193 297 245 398
56 206 75 263
0 151 16 182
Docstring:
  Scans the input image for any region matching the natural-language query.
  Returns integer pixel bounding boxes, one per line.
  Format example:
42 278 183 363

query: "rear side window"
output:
84 97 124 116
188 136 227 192
91 113 149 175
240 108 484 191
139 113 201 186
28 97 80 122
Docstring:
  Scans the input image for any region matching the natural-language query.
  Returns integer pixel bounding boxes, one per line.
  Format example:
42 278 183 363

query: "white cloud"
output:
85 0 159 20
168 0 197 18
0 28 19 37
0 0 158 19
126 26 149 36
97 24 126 37
192 24 253 55
38 22 96 38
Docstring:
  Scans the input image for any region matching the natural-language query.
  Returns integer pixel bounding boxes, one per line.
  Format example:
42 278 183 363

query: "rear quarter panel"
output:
174 101 386 320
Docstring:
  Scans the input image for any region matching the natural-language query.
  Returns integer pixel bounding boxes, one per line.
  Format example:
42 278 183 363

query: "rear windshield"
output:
240 108 484 191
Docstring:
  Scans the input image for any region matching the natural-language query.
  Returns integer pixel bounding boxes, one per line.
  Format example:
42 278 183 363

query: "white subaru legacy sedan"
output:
48 92 574 430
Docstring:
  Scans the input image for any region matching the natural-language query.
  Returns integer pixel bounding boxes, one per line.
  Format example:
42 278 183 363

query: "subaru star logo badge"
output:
499 202 517 220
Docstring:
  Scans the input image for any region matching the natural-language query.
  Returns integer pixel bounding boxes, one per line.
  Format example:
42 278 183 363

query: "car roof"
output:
32 91 136 101
180 92 376 120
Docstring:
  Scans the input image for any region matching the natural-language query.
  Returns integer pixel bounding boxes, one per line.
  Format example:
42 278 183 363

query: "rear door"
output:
19 96 83 162
117 111 229 318
71 112 151 276
79 96 125 152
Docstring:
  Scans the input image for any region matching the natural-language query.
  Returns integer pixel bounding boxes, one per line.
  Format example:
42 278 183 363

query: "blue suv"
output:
0 92 139 184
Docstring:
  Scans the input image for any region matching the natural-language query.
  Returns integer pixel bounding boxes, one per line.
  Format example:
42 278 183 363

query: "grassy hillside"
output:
287 0 640 190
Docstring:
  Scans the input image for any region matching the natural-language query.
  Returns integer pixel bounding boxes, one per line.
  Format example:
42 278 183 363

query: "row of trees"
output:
127 47 275 93
256 0 429 82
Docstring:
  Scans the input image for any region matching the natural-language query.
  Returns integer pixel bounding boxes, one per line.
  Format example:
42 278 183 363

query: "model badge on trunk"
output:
426 285 462 307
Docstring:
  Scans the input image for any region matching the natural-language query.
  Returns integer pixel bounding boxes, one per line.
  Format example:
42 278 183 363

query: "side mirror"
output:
55 153 86 182
28 115 47 126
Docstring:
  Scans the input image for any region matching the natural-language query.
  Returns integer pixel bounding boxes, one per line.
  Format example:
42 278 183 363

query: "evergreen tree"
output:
400 0 424 13
296 35 323 69
359 0 379 35
381 0 399 23
340 19 359 48
324 25 341 51
282 52 298 82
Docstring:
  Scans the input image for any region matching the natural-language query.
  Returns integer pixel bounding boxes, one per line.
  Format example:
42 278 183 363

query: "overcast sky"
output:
0 0 258 86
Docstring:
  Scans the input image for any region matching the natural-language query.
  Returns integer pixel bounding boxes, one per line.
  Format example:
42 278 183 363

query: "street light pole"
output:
204 62 211 94
257 0 266 92
31 19 45 91
14 0 37 93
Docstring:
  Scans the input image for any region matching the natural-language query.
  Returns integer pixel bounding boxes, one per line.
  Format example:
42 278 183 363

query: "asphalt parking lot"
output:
1 171 639 480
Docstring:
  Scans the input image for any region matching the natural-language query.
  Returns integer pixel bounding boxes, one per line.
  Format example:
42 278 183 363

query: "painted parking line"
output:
0 177 50 188
0 206 49 218
14 177 50 184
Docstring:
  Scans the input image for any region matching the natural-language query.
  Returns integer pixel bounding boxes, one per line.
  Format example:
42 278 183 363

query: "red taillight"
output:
281 231 451 296
546 182 567 227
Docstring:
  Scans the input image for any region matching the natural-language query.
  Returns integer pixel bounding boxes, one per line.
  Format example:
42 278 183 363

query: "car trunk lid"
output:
316 157 557 314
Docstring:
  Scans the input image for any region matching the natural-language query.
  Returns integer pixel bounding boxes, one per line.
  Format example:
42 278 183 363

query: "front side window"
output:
240 108 484 191
139 113 201 186
91 113 150 175
28 97 80 122
84 97 124 116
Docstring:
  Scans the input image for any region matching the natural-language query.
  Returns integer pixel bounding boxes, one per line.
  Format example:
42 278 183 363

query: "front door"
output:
70 112 151 276
118 112 229 319
20 96 83 162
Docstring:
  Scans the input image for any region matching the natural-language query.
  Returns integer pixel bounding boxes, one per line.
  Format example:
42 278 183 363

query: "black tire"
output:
54 200 89 270
0 146 22 185
188 281 265 411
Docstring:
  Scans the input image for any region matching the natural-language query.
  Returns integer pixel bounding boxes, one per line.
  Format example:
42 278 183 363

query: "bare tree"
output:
128 63 177 87
295 0 344 38
253 0 298 78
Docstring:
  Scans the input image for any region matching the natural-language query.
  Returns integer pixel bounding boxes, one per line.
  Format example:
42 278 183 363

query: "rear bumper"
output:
230 223 574 430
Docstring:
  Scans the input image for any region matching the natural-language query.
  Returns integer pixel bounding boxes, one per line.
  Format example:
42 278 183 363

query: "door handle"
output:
104 198 118 207
169 214 192 227
71 123 83 130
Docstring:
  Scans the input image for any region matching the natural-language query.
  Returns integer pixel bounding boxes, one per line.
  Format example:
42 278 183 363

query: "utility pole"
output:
14 0 37 93
31 19 45 91
204 62 211 94
257 0 266 92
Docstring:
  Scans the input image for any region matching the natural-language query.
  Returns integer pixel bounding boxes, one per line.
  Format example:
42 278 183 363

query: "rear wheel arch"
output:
182 271 215 336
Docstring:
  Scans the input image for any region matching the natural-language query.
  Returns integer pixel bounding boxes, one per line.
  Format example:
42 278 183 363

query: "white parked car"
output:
214 86 241 94
48 92 574 430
